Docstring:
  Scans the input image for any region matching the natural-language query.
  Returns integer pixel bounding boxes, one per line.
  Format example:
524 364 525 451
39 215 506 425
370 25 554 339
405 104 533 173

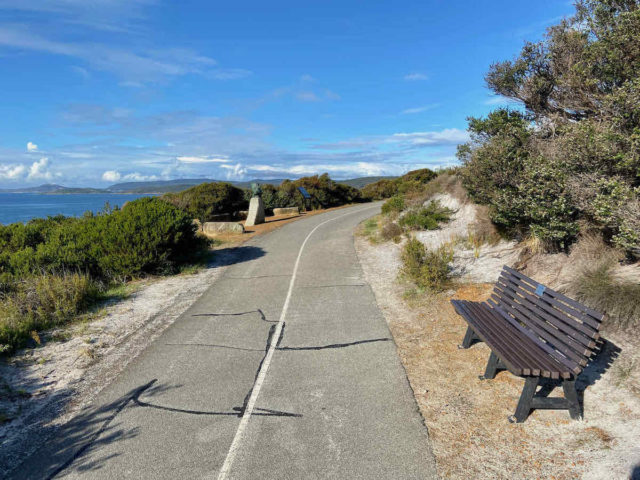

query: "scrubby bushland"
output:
458 0 640 252
398 200 454 231
0 197 209 353
381 195 405 215
401 238 453 292
0 273 98 353
248 173 363 212
163 182 247 222
278 174 362 210
361 168 437 200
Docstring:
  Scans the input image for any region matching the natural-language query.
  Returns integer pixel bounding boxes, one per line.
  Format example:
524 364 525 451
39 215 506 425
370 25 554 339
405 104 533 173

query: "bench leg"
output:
479 351 504 380
458 326 480 349
510 377 539 423
562 379 582 420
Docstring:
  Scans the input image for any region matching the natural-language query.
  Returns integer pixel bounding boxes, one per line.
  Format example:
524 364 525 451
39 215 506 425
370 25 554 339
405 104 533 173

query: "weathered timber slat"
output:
499 272 600 339
501 270 602 331
487 301 570 379
504 266 605 322
489 297 580 376
495 279 597 349
491 287 589 365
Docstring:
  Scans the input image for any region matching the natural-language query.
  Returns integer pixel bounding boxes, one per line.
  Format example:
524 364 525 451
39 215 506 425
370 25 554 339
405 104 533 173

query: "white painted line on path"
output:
217 205 378 480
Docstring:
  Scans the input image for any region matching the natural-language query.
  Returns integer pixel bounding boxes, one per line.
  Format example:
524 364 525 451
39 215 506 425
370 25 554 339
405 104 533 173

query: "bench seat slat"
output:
495 278 597 349
493 285 594 360
489 294 584 374
486 300 574 379
504 266 605 322
452 300 573 379
453 300 528 375
464 301 544 376
502 269 602 332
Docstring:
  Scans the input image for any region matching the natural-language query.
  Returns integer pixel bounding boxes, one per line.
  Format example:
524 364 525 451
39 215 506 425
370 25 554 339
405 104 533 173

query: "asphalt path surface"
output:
14 203 437 480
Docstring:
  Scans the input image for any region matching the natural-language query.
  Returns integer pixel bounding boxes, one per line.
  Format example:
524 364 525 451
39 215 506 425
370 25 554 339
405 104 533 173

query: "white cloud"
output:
0 25 245 84
220 163 247 179
27 157 54 180
484 95 517 106
296 91 321 102
101 170 159 183
177 155 230 164
404 73 428 81
0 163 26 179
102 170 121 182
392 128 469 145
27 141 38 152
400 104 440 115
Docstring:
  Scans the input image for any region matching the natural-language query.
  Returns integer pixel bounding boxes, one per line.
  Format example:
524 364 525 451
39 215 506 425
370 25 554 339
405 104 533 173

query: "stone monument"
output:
245 182 265 226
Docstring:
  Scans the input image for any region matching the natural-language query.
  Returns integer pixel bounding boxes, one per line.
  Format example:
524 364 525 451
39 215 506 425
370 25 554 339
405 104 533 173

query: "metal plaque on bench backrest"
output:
535 284 546 296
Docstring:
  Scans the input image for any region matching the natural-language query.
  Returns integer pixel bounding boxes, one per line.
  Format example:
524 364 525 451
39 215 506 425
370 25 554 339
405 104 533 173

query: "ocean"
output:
0 193 152 224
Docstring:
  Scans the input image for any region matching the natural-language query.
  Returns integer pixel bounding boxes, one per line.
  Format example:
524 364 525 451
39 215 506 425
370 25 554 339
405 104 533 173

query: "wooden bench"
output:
451 265 605 423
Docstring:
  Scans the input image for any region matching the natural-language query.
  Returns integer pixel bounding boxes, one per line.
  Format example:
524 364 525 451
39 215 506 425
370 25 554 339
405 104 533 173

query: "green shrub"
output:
0 273 99 353
361 179 399 200
361 168 437 201
400 238 452 292
459 1 640 252
398 200 453 231
0 198 210 353
381 195 405 215
28 197 207 281
163 182 247 222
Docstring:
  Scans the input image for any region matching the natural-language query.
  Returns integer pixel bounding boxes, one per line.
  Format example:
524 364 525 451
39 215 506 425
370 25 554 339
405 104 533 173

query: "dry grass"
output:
356 235 640 480
562 235 640 331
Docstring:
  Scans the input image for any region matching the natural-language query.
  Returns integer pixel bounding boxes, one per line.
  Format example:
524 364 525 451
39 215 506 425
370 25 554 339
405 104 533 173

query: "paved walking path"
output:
15 204 437 480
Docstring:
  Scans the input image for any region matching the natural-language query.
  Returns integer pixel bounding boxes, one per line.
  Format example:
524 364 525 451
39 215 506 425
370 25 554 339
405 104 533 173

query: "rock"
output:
273 207 299 216
202 222 245 235
245 196 265 226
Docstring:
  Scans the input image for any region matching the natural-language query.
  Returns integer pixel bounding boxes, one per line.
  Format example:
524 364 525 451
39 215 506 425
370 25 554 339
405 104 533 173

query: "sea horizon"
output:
0 192 151 225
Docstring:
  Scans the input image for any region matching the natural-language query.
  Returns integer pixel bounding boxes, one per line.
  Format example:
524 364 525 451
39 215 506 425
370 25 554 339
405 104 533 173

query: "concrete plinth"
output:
245 196 265 226
273 207 299 216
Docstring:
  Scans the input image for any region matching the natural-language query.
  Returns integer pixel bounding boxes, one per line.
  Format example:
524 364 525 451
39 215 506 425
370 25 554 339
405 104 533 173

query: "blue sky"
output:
0 0 575 187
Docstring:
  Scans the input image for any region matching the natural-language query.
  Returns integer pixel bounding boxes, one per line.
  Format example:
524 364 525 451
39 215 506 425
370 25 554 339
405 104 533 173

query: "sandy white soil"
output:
0 253 233 475
356 222 640 480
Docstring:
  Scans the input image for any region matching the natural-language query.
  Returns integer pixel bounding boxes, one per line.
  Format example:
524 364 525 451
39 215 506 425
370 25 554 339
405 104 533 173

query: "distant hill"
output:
106 178 289 193
338 176 397 189
0 176 395 195
0 183 105 194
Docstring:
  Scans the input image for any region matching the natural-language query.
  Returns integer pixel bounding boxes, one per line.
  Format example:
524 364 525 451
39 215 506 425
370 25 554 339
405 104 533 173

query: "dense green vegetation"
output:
458 0 640 252
398 201 454 231
163 182 247 222
401 238 453 292
0 198 209 353
361 168 437 200
258 174 363 212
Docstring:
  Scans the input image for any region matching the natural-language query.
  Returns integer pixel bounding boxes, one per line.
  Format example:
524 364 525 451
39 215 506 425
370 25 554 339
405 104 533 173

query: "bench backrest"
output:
488 265 605 375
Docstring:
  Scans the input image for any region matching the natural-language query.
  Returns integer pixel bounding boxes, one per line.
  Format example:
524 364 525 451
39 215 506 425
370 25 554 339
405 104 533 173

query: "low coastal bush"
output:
398 200 453 231
381 195 405 215
163 182 247 222
401 238 452 292
361 168 437 201
0 197 209 353
0 273 98 353
276 174 362 210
